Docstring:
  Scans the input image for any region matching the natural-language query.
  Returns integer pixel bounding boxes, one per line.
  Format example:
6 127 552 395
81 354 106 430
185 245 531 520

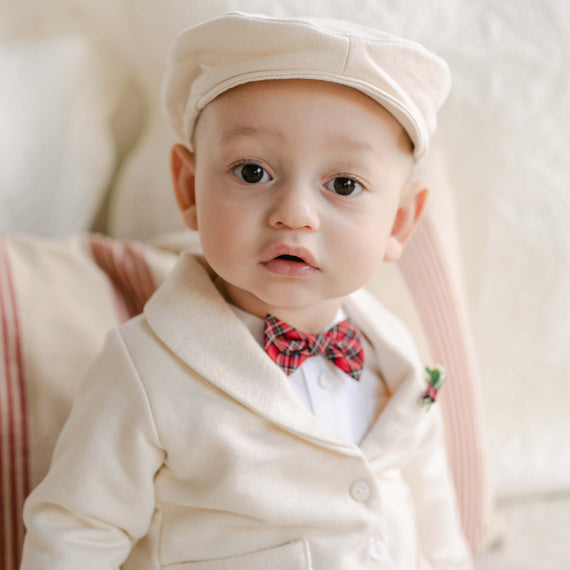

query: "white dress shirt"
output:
230 305 392 445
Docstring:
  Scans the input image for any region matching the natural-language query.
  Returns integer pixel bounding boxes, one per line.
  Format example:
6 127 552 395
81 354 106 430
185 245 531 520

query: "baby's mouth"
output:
276 254 306 263
260 244 319 275
260 246 319 277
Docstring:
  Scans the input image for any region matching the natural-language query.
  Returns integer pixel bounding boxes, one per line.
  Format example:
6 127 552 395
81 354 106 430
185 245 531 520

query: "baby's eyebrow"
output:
216 125 284 146
215 126 383 159
328 135 378 155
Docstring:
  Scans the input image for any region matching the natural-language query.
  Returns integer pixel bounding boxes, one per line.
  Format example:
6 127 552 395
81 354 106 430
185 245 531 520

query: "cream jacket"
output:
21 253 472 570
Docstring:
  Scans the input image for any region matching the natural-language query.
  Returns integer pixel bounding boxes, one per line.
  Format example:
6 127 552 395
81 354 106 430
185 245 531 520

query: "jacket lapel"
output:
144 253 359 455
344 288 430 459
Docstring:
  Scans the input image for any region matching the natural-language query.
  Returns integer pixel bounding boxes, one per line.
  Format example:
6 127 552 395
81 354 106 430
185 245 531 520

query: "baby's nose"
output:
267 184 320 231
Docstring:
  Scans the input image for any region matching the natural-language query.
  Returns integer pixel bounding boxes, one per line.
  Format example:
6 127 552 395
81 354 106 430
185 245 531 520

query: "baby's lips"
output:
261 243 319 269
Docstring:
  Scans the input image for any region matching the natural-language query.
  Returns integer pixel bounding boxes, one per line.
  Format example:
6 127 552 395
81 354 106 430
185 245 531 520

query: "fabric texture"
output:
20 252 472 569
161 11 451 160
475 496 570 570
263 314 365 380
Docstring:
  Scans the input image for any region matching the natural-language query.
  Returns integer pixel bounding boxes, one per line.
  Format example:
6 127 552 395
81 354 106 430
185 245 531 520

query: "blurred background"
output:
1 1 569 568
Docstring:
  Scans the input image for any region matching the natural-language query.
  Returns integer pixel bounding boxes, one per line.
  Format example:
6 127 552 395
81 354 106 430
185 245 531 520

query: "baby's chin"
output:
233 285 346 320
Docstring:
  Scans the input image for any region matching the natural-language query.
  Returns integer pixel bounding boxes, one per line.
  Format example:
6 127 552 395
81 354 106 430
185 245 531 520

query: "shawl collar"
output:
343 289 431 459
144 253 358 455
144 253 430 459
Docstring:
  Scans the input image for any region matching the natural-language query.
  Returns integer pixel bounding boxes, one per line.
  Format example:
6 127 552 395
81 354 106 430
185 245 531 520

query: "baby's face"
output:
175 79 420 329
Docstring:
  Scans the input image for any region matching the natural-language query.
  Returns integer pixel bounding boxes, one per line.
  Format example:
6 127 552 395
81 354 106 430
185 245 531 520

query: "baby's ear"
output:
171 144 198 230
384 181 429 261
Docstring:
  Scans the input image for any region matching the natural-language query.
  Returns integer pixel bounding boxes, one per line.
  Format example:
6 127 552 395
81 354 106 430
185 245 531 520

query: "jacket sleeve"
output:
20 328 165 570
401 405 474 570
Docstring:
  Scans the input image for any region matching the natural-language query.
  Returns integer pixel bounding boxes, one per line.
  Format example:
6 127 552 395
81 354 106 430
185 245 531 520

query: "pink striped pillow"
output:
0 234 170 570
399 218 490 552
0 239 30 570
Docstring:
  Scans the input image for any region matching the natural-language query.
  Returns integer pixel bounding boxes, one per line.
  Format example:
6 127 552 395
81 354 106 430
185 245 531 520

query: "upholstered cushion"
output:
0 35 141 237
0 233 176 570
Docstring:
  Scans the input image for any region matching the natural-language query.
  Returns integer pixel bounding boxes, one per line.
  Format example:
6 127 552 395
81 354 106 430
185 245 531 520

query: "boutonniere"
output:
422 365 447 409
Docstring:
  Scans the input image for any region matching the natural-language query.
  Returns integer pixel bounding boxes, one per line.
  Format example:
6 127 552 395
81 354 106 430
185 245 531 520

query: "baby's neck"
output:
217 278 344 333
260 304 343 334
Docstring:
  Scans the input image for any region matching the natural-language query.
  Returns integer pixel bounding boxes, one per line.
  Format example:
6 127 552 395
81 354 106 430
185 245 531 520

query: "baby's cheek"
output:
347 238 387 283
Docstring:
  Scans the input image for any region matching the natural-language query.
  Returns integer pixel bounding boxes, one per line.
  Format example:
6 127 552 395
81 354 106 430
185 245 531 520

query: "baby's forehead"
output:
194 79 413 158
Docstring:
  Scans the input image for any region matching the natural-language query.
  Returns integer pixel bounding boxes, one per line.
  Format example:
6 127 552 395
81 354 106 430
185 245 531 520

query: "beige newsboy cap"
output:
162 11 451 160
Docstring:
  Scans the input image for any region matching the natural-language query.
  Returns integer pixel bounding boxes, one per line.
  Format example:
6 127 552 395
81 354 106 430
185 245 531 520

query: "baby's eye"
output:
324 176 363 197
232 163 272 184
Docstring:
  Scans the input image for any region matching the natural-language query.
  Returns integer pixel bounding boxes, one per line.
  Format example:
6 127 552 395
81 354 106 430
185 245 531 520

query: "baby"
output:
20 12 473 570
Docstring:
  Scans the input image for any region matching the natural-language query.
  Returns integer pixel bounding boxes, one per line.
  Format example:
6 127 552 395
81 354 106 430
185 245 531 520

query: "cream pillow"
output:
0 34 141 236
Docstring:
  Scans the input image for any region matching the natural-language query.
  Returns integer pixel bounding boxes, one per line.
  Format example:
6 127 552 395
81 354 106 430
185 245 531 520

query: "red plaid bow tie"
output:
263 314 365 380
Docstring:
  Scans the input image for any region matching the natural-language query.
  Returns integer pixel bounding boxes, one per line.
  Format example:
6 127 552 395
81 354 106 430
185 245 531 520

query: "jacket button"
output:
369 536 386 561
350 480 371 502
